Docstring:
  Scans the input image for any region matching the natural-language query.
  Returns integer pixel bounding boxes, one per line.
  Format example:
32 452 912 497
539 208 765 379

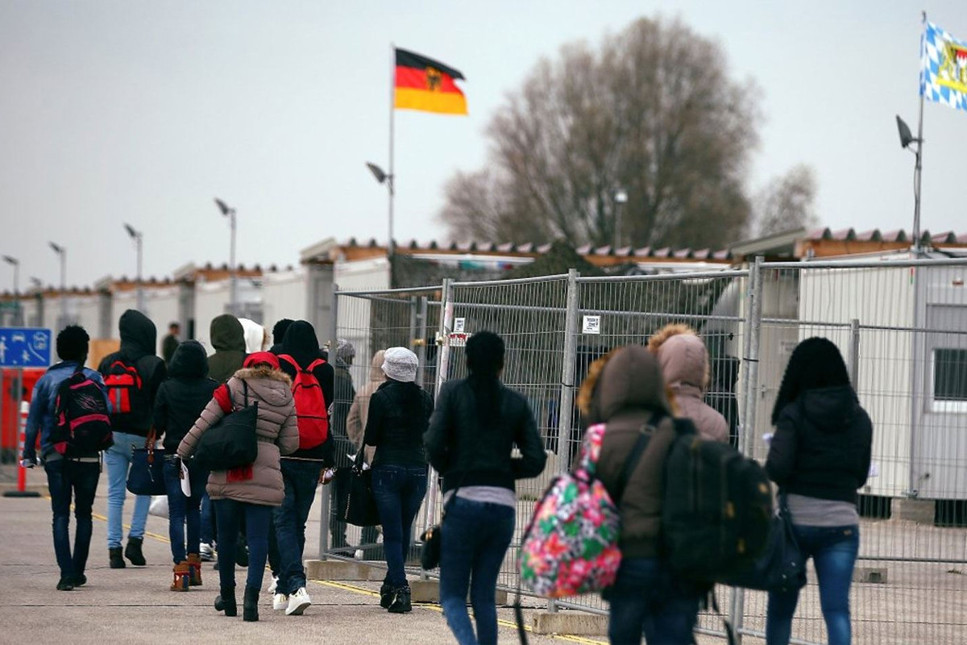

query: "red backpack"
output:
277 354 329 450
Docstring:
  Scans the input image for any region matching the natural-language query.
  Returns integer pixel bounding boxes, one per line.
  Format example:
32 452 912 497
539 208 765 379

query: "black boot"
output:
387 585 411 613
124 537 146 566
243 586 259 622
109 547 125 569
214 585 237 616
379 581 393 609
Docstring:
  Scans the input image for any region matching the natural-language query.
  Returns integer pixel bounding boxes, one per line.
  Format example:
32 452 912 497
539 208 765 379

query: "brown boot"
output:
170 561 191 592
187 554 202 586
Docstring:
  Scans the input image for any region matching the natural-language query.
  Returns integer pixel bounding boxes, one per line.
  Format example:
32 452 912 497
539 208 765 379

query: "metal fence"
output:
327 257 967 644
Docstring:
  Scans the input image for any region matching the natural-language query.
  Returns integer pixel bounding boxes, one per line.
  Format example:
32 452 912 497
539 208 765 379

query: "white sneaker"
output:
272 593 289 611
286 587 311 616
199 543 214 562
267 576 278 594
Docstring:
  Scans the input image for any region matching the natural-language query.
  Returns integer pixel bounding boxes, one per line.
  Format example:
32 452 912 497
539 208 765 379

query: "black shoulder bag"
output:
193 381 259 472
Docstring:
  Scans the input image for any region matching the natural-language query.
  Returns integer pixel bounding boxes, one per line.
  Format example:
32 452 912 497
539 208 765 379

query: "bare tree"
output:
438 17 760 249
753 164 819 237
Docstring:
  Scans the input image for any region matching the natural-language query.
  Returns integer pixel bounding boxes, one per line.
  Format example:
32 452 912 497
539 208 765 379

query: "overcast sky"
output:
1 1 965 290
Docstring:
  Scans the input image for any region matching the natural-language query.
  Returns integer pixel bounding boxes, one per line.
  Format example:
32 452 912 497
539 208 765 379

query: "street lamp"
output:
613 189 628 249
124 224 145 312
48 242 66 326
214 198 237 315
896 114 924 255
2 255 20 325
366 162 395 257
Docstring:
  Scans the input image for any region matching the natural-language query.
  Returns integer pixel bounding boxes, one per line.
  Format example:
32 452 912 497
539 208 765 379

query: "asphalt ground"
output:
0 464 612 645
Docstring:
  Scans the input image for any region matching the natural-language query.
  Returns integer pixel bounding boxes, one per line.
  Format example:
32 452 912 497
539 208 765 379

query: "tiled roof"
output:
805 227 966 244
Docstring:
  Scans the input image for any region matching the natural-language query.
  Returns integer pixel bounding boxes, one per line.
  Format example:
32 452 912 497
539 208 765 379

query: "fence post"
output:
545 269 580 613
318 284 340 560
848 318 860 386
730 256 763 642
421 280 452 579
414 296 428 387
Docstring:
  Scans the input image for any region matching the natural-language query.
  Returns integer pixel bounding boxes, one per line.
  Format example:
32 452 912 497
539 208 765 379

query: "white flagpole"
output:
388 43 397 261
913 12 926 256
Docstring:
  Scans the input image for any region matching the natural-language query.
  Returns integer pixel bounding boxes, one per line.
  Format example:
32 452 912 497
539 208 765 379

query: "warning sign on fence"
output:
582 315 601 335
448 332 470 347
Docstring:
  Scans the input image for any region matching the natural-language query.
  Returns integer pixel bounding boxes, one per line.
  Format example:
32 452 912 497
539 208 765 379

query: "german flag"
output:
394 48 467 115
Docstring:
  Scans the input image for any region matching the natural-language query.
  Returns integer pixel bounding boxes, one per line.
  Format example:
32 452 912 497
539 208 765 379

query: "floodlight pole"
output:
388 42 397 259
214 199 238 315
124 224 145 312
3 256 20 325
912 93 924 257
49 242 66 325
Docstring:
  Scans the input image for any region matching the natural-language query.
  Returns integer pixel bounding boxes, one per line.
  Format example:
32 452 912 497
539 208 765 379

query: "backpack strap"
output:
615 428 651 503
277 354 299 371
306 358 326 372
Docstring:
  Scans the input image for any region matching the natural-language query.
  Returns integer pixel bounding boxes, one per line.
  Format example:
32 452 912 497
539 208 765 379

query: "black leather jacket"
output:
424 378 546 494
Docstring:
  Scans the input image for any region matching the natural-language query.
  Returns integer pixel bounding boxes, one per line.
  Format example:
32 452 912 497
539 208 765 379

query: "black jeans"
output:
45 458 100 580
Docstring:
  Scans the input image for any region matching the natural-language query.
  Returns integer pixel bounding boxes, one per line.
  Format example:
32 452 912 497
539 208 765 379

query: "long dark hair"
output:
771 337 851 424
466 331 505 425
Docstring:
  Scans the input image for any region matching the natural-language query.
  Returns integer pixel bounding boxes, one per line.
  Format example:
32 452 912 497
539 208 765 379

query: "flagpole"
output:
913 11 926 256
388 43 396 261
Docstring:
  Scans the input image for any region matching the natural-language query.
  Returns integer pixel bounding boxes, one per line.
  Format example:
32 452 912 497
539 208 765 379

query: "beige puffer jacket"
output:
648 324 728 443
346 350 385 463
178 366 300 506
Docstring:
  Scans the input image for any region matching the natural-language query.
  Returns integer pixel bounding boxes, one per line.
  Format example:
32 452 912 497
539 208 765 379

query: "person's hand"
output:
320 468 335 485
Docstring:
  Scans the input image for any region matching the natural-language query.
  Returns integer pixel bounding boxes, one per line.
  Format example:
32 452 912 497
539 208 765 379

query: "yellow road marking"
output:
311 579 607 644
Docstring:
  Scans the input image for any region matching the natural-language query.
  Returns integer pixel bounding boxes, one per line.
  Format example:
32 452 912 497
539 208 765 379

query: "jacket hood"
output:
233 366 293 407
650 326 709 392
210 314 245 353
582 345 671 425
368 350 387 383
798 386 859 433
119 309 157 361
239 318 267 353
281 320 321 368
167 340 210 379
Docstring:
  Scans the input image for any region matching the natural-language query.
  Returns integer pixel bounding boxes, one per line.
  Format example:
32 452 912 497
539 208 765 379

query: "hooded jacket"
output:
581 345 678 558
177 365 300 506
154 341 219 453
208 314 246 383
276 320 335 464
347 350 385 463
649 325 728 443
97 309 167 435
766 385 873 505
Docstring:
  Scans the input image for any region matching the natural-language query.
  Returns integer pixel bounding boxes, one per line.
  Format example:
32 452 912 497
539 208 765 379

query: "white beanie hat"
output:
381 347 419 383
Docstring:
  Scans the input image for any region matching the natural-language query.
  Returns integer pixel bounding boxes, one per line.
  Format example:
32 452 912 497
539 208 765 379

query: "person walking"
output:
577 345 702 644
647 323 729 443
346 349 386 556
22 325 109 590
363 347 433 614
765 338 873 645
328 339 357 552
177 352 299 622
271 320 334 615
153 340 218 591
425 331 546 644
161 322 180 366
98 309 167 569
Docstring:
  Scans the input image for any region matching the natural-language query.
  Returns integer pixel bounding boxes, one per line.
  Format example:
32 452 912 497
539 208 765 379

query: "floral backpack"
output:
519 422 650 598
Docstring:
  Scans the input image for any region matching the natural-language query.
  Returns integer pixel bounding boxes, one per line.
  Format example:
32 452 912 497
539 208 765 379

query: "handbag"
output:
420 504 446 570
719 493 807 593
127 435 167 496
193 381 259 472
343 452 380 527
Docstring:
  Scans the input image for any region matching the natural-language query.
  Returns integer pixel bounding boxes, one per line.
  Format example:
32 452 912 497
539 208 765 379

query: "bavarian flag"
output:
922 22 967 113
394 48 468 115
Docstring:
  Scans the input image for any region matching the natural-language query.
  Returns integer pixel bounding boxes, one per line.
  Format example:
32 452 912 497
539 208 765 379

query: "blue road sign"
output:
0 328 52 368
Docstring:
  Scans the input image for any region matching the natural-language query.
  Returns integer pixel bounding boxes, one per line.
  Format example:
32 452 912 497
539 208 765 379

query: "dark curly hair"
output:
56 325 90 363
771 337 851 425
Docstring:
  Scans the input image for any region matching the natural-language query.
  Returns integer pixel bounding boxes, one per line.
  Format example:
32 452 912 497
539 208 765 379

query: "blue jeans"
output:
767 524 859 645
45 458 100 580
214 499 272 591
271 459 323 594
200 491 214 545
104 431 151 548
439 497 515 645
605 556 699 644
372 464 428 588
163 457 208 563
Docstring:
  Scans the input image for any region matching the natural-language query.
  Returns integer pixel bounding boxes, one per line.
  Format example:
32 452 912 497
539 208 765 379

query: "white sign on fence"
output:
582 315 601 334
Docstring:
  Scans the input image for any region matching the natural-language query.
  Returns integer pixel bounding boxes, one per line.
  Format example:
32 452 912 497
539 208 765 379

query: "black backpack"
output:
661 418 774 584
52 368 114 457
103 356 151 430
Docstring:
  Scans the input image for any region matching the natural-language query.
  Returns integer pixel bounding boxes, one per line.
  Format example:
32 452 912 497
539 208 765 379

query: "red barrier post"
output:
4 399 40 498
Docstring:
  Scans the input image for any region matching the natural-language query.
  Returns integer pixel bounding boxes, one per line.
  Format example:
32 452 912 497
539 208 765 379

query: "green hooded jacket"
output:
207 314 246 383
